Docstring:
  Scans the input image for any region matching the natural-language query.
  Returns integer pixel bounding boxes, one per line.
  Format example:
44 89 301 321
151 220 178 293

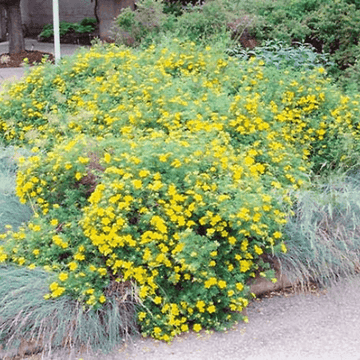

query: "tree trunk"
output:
0 5 7 42
0 0 24 54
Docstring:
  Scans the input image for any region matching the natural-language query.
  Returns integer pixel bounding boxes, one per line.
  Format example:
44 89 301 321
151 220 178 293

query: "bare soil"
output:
0 51 54 68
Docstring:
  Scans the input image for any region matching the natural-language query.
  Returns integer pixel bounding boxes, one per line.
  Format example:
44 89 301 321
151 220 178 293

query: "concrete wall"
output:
20 0 95 36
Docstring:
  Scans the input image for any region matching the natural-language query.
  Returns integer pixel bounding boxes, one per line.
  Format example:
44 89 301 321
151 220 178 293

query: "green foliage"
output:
246 0 360 88
111 0 244 47
162 0 184 17
39 18 97 39
0 38 360 343
112 0 169 47
226 39 334 71
173 0 232 43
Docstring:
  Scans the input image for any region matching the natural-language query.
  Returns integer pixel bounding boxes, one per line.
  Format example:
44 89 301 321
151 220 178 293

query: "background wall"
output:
20 0 95 36
97 0 136 41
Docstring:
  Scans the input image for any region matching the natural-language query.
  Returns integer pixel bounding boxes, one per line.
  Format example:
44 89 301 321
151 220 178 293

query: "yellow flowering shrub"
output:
1 38 360 341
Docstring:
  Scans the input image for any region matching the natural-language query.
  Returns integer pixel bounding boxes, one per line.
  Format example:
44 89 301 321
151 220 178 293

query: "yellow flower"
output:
74 253 85 261
104 153 111 163
254 245 263 255
204 277 217 289
218 280 227 289
99 295 106 303
171 159 182 168
281 242 287 253
153 296 162 304
196 300 205 312
236 282 244 291
97 267 107 276
68 261 78 271
139 169 150 177
50 219 58 226
240 260 252 273
0 253 8 262
49 282 59 291
138 312 147 321
132 179 142 189
78 156 90 164
58 272 69 281
193 324 202 332
207 305 216 313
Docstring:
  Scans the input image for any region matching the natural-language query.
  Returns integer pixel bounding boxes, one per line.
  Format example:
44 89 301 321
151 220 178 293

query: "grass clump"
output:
0 265 138 356
0 35 360 349
0 146 33 233
278 165 360 288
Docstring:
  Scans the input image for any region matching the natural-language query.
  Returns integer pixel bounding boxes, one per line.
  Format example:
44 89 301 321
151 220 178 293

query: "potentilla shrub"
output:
0 38 360 341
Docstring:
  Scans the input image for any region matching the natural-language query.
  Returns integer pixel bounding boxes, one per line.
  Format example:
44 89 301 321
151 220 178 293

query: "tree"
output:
0 0 24 54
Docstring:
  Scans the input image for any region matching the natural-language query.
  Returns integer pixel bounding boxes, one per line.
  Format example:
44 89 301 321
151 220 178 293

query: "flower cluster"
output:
1 38 359 341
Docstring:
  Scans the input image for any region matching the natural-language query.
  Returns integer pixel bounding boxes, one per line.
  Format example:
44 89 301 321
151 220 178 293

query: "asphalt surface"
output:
1 39 360 360
12 276 360 360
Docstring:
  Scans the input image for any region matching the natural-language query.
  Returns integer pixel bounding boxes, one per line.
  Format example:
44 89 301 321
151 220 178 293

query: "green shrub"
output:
111 0 170 47
0 39 360 343
111 0 246 48
249 0 360 86
162 0 184 17
226 39 334 71
172 0 233 43
39 18 97 39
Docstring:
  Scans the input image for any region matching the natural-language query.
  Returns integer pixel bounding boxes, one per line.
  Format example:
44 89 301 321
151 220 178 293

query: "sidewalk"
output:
0 38 85 83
